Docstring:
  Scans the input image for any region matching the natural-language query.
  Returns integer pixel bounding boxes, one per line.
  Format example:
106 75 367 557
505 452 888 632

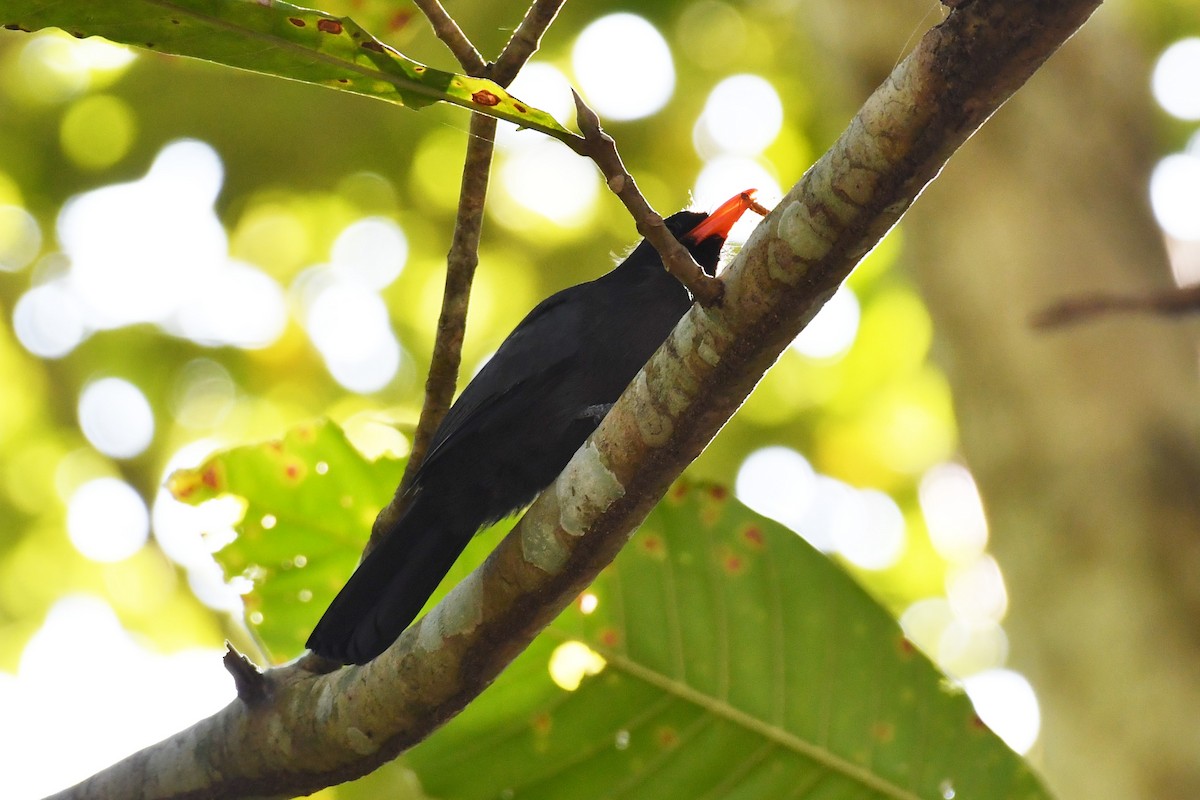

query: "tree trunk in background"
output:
855 10 1200 800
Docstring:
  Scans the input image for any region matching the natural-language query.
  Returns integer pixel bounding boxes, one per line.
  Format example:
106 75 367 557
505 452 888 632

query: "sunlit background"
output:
0 3 1196 797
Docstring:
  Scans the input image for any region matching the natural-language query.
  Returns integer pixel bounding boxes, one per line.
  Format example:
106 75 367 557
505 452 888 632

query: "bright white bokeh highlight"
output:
735 446 817 537
694 74 783 157
500 139 601 226
1 596 233 800
829 487 906 570
302 276 401 393
330 217 408 289
0 205 42 271
16 31 136 104
498 62 574 150
78 377 154 459
736 447 905 566
946 555 1009 624
1153 38 1200 120
791 287 861 359
14 139 288 358
59 139 225 326
66 477 149 562
13 279 87 357
292 215 412 393
920 462 989 563
572 14 675 121
963 669 1041 755
1150 153 1200 241
173 260 287 348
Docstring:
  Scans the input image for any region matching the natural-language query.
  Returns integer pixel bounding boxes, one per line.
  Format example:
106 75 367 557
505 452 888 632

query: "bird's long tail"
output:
306 495 474 664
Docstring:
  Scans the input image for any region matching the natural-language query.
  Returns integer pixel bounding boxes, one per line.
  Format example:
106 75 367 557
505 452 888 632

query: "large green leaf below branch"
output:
171 420 1051 800
4 0 578 142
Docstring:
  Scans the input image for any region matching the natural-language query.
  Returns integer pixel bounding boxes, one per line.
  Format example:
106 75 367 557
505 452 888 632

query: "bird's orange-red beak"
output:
683 189 759 243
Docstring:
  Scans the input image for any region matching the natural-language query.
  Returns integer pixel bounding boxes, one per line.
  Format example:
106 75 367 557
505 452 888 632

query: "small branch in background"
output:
491 0 567 85
411 0 486 74
374 0 568 555
1032 284 1200 329
567 90 726 306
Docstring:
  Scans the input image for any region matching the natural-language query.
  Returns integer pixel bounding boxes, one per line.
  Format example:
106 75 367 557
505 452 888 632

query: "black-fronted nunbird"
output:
307 191 758 664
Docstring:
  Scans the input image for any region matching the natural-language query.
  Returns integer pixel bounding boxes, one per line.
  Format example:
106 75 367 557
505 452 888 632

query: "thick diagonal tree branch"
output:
49 1 1101 797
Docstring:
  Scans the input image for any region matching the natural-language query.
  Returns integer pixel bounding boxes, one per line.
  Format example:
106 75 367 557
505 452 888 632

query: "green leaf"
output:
168 419 405 660
172 421 1048 799
408 482 1052 800
4 0 578 142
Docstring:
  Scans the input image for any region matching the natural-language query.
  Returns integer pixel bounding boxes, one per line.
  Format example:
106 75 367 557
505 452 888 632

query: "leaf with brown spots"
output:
168 419 406 662
7 0 577 141
404 480 1051 800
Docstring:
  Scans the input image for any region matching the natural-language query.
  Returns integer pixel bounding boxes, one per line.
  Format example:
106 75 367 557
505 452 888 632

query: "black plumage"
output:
307 196 752 664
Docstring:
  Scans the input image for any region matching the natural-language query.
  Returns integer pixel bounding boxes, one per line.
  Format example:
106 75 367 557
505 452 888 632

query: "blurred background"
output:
0 1 1198 798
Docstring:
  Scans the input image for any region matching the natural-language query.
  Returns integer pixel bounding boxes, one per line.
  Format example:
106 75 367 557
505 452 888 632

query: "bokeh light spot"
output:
945 555 1008 625
829 487 907 570
170 359 236 430
1150 153 1200 241
305 280 400 393
920 462 989 563
60 94 137 170
962 669 1041 754
13 279 87 358
791 286 860 359
4 596 232 799
1153 38 1200 120
330 217 407 289
58 139 227 328
174 260 286 348
499 140 600 227
78 377 154 459
548 640 607 691
695 74 783 157
67 477 150 562
735 446 817 539
572 14 675 121
0 205 42 271
498 63 574 150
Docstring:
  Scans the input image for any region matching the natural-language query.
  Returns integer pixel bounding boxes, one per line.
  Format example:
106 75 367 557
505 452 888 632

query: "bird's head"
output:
663 189 759 276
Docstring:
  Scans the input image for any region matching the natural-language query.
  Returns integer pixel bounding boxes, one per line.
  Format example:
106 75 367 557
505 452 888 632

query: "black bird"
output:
307 191 757 664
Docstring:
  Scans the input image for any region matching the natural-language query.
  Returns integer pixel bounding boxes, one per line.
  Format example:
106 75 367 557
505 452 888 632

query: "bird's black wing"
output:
415 284 589 479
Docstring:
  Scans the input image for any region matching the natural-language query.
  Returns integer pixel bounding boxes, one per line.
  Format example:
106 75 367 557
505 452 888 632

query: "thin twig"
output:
567 90 726 306
411 0 486 74
1032 284 1200 329
491 0 567 85
371 0 568 554
371 114 498 553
